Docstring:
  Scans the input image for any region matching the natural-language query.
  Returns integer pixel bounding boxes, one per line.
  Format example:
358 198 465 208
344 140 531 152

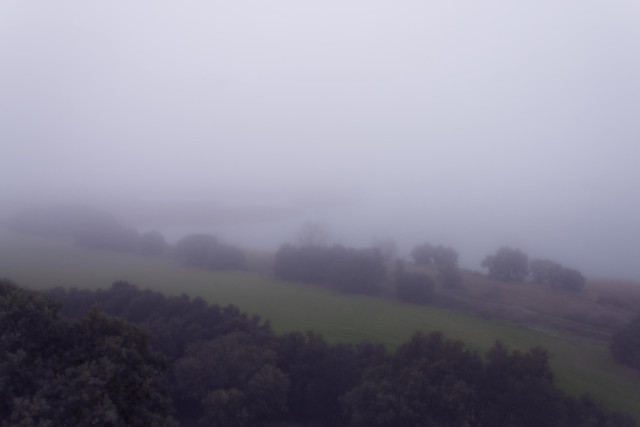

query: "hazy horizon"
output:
1 1 639 280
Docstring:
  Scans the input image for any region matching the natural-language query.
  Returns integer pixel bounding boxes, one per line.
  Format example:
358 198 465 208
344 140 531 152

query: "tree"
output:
296 221 331 247
0 280 176 426
432 245 459 269
529 258 564 285
610 313 640 370
372 237 398 262
174 332 289 426
557 268 585 292
174 233 245 270
410 243 435 265
482 247 529 282
344 332 484 427
529 259 585 292
274 244 385 295
480 342 566 427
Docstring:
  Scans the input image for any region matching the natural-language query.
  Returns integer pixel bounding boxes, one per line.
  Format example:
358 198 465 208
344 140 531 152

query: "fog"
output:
1 1 639 279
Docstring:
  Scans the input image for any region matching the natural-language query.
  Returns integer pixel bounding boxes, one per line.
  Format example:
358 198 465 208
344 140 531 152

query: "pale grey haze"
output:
1 1 639 279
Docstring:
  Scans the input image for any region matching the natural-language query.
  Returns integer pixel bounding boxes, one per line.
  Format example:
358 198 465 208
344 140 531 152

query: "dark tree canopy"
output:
530 258 564 285
482 247 529 282
610 313 640 371
0 280 176 426
274 244 385 295
411 243 435 265
529 258 585 292
14 280 634 427
411 243 458 268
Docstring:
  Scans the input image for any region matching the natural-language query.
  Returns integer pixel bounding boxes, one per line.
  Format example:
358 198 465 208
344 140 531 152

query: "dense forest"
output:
1 279 635 427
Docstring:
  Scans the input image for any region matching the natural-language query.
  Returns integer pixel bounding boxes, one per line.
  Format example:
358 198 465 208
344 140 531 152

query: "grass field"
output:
1 229 640 420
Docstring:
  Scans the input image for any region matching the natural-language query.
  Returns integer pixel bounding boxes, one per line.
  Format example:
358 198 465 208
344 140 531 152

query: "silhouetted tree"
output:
410 243 435 265
482 247 529 282
530 258 564 285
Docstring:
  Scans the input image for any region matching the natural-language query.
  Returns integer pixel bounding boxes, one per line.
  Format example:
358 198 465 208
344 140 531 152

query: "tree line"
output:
2 280 634 426
481 246 586 292
8 207 588 294
7 205 246 270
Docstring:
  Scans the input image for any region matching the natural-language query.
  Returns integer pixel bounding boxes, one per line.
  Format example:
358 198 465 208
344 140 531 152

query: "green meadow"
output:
1 230 639 420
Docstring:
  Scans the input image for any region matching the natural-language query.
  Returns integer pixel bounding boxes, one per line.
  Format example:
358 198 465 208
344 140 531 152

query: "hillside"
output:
408 265 640 344
1 229 640 421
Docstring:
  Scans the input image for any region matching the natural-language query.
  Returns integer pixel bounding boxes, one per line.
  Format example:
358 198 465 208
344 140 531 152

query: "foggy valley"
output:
1 1 640 426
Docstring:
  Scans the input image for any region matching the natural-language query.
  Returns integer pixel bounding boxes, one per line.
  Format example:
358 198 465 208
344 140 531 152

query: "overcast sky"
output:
1 1 639 279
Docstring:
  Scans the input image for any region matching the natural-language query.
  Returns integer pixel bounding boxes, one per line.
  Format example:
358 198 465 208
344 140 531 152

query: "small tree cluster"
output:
7 205 168 256
530 259 586 292
174 233 245 271
483 249 586 292
274 244 386 295
411 243 463 288
610 314 640 371
482 247 529 282
411 243 458 268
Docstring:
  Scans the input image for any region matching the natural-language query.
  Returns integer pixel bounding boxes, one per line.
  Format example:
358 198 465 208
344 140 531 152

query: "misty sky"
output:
1 1 639 279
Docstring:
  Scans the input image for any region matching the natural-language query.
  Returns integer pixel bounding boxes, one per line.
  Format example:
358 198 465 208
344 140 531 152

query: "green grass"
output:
1 230 639 420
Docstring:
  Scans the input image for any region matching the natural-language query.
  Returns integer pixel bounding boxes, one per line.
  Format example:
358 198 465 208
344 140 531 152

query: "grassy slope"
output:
1 230 639 419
